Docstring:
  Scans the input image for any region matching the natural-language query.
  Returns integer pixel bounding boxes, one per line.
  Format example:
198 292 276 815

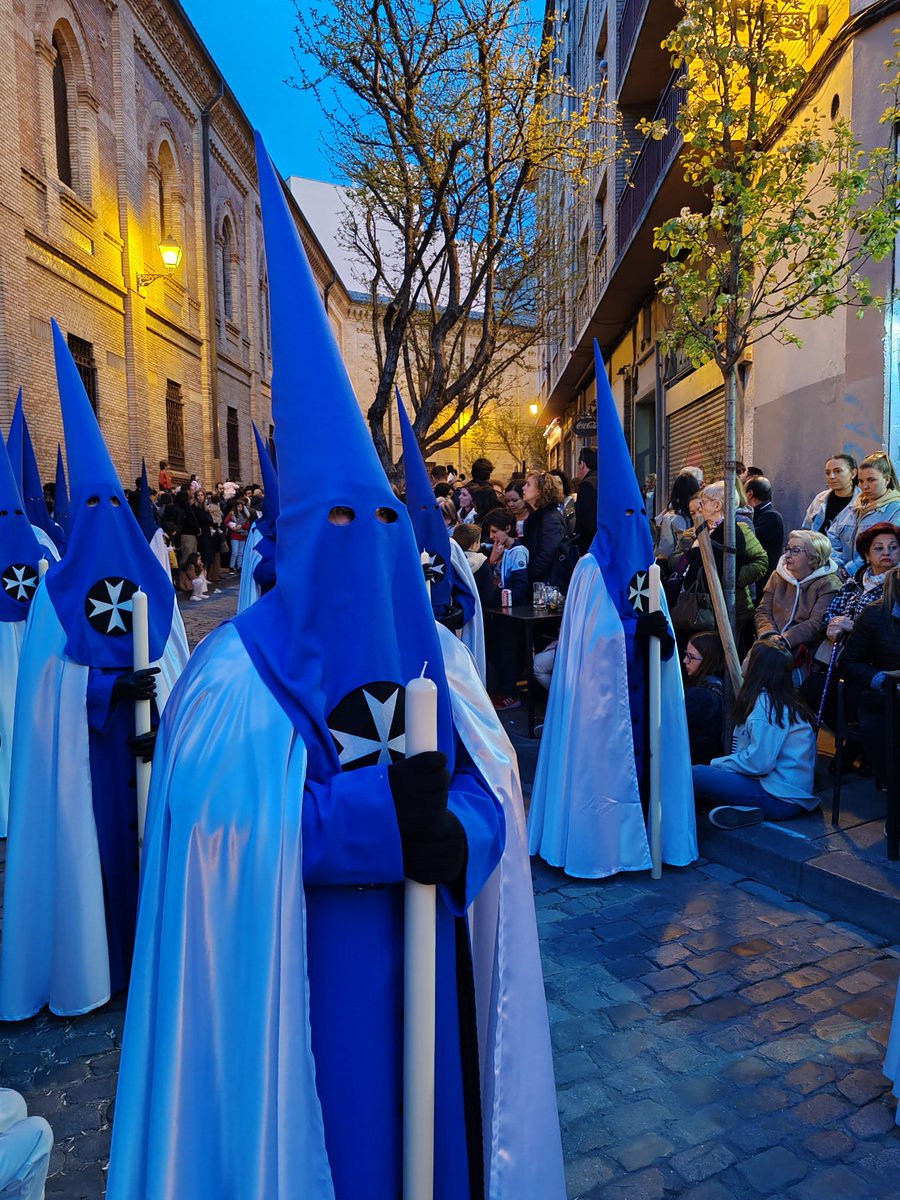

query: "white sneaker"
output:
708 806 764 830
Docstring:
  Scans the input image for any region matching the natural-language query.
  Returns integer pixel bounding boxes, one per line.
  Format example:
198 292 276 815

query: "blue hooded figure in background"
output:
21 415 64 552
396 392 485 679
108 132 564 1200
528 341 697 877
136 459 171 581
237 421 279 612
6 391 59 560
0 429 49 838
0 323 189 1020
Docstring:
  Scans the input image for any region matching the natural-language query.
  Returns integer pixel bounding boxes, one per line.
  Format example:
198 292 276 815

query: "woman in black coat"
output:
838 566 900 781
522 471 567 585
682 631 726 764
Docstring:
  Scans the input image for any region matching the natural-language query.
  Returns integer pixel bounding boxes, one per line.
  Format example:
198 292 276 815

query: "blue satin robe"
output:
302 753 504 1200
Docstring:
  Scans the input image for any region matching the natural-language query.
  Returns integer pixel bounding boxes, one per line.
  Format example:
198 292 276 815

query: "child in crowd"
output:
692 641 818 828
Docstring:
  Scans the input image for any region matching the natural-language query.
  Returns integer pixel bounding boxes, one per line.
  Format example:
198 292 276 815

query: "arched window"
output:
221 216 234 321
158 141 176 239
258 262 270 356
52 32 72 187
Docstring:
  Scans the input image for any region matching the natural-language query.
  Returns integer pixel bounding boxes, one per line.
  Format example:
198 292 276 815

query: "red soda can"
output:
501 588 512 608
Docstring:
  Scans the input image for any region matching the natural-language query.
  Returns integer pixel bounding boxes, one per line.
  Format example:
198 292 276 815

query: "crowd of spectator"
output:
431 453 595 710
664 451 900 830
123 460 266 599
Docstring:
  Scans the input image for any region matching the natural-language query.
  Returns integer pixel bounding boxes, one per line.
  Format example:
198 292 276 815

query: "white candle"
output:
647 563 663 881
406 665 438 756
403 663 438 1200
131 589 152 855
38 557 48 579
420 550 432 600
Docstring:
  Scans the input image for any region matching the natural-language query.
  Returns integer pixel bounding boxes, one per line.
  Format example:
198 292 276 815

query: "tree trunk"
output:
723 363 738 636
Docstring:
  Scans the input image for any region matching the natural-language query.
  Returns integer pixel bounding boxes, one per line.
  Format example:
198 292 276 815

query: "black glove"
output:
636 610 675 659
113 667 160 703
438 603 465 633
388 751 450 838
401 809 468 885
128 729 157 763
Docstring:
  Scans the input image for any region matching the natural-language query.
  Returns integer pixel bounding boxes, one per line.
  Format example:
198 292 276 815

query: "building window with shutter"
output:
67 334 99 415
166 380 186 470
226 406 240 480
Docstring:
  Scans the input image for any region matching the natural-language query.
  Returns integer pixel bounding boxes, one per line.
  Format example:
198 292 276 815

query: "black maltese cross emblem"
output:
2 563 38 604
85 577 139 636
628 570 651 614
327 681 407 771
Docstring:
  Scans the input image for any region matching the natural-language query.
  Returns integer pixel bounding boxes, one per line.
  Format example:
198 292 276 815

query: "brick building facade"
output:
0 0 352 489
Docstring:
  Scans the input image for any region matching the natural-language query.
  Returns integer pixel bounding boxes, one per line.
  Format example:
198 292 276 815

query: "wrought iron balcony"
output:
617 0 646 81
615 70 685 258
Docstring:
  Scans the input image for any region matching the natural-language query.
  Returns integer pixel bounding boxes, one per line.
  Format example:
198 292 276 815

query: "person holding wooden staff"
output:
0 324 188 1022
107 133 564 1200
529 341 697 880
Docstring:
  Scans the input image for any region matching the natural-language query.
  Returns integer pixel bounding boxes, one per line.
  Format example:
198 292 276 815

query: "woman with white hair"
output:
754 530 841 655
673 480 768 641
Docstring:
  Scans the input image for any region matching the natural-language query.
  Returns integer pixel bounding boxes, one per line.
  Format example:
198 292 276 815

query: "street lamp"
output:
137 235 183 291
529 403 539 416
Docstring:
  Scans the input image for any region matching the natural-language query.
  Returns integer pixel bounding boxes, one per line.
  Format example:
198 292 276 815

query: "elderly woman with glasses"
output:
754 529 841 654
674 481 768 641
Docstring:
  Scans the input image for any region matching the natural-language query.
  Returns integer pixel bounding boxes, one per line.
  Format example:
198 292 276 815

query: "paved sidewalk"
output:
4 591 900 1197
536 858 900 1199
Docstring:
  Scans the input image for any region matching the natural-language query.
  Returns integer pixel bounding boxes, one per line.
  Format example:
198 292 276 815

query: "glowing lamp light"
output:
137 234 183 291
158 235 183 270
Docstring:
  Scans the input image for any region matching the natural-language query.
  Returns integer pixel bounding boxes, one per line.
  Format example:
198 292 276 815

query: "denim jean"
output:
691 766 804 820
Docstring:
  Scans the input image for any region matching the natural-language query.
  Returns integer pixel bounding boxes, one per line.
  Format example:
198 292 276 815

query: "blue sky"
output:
182 0 340 182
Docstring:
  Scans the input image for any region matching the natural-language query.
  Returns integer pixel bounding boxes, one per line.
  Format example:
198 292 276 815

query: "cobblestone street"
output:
3 585 900 1197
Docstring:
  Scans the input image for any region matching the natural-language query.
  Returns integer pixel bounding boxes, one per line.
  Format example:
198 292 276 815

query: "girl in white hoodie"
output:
692 641 818 829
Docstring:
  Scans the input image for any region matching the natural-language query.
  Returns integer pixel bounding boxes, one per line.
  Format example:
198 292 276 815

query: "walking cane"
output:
815 636 844 731
403 664 438 1200
648 564 663 880
131 589 152 854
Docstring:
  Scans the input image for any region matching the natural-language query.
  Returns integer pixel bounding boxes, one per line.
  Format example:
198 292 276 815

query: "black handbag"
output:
671 569 715 632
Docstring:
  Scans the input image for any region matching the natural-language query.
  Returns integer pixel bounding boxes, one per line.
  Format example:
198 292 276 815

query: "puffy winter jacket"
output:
754 557 841 650
828 490 900 577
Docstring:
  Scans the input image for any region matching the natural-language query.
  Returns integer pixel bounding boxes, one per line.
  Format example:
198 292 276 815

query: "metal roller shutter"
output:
667 389 726 482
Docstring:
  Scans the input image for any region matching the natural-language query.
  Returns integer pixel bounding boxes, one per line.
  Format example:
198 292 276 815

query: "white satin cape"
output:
0 537 61 839
0 620 25 839
237 524 263 612
31 525 59 560
0 588 189 1020
106 622 564 1200
528 552 697 878
149 528 172 581
449 537 487 684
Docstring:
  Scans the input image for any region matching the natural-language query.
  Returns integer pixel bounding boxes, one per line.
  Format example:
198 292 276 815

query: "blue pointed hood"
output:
46 319 173 667
136 460 158 543
590 340 656 784
54 444 70 539
250 422 279 592
397 391 453 619
6 390 24 494
21 415 60 547
251 422 280 541
0 421 44 623
233 133 454 778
